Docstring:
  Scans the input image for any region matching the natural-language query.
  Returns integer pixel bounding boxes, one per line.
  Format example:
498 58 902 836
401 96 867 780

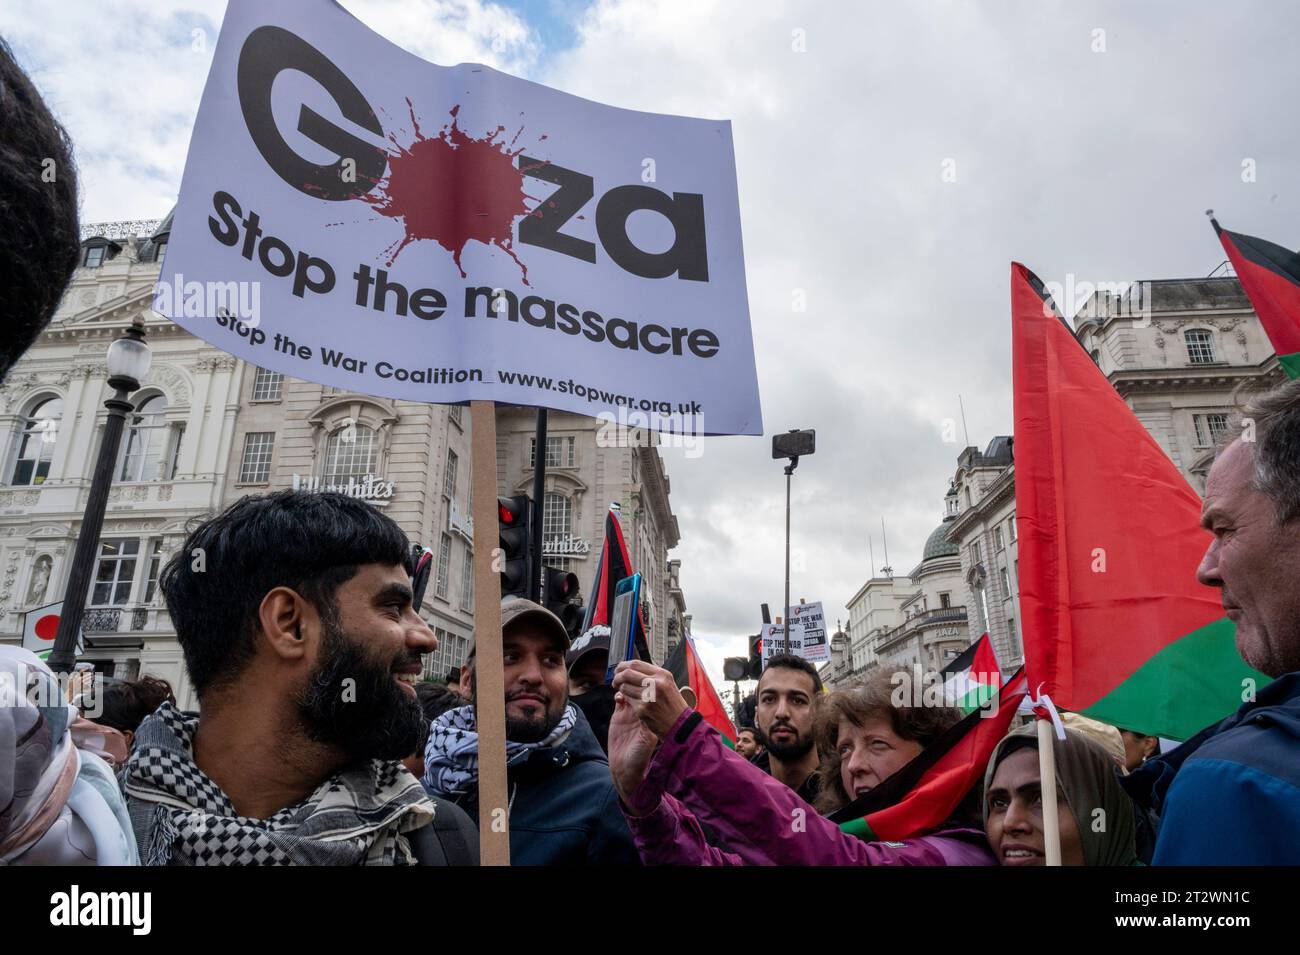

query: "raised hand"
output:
607 690 662 814
612 659 691 739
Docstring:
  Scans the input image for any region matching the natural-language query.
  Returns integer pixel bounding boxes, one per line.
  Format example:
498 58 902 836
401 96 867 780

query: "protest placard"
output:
789 601 829 663
155 0 761 436
761 621 804 665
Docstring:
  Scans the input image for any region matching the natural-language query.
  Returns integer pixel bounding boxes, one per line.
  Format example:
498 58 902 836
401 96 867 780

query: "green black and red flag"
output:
831 668 1028 842
1011 262 1267 740
664 629 738 748
1211 218 1300 378
581 504 650 661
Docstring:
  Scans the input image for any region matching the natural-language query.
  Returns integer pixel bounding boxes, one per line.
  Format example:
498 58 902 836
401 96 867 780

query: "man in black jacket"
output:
422 598 638 865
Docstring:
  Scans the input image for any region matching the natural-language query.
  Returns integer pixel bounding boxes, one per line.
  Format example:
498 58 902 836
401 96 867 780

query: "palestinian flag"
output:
1011 262 1268 740
831 668 1028 841
1212 218 1300 378
581 504 650 661
664 630 738 748
940 633 1001 712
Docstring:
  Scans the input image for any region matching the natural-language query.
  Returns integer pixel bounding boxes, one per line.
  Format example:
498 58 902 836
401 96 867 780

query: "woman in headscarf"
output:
983 723 1138 866
0 647 138 865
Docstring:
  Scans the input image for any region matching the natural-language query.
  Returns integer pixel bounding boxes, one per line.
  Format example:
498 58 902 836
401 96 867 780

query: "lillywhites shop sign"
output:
544 534 592 557
292 473 395 500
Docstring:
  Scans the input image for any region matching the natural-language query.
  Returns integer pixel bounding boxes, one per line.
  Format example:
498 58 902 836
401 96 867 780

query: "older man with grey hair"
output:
1124 379 1300 864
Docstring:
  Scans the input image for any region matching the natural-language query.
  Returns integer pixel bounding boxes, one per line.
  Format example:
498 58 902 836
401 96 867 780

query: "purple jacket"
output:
623 710 995 866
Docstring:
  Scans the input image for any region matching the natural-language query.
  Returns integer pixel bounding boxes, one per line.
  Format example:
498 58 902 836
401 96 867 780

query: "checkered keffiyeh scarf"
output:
422 703 578 798
122 702 434 866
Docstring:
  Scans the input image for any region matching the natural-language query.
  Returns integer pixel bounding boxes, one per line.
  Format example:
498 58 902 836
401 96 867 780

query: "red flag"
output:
664 630 737 746
1212 218 1300 377
581 504 650 661
1011 262 1265 739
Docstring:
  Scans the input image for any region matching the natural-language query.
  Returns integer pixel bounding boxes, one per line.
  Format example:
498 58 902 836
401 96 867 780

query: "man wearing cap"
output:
567 625 616 754
421 598 638 865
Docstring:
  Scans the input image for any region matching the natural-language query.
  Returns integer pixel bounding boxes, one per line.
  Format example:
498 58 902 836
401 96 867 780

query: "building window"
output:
542 492 572 541
1185 328 1217 365
323 423 378 482
993 526 1004 551
90 540 139 606
939 591 951 609
10 395 62 485
435 534 452 600
448 405 463 427
530 435 576 469
120 394 179 482
83 245 106 268
999 566 1010 597
1007 517 1016 543
460 547 474 609
1194 413 1230 447
444 449 458 498
251 367 284 401
143 539 166 604
154 239 168 264
968 540 982 567
238 432 275 483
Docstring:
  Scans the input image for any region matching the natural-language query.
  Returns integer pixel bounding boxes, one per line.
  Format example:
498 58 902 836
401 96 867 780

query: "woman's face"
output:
836 715 923 800
985 747 1085 866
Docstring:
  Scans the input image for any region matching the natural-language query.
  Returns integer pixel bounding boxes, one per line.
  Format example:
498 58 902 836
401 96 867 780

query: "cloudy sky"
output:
6 0 1300 686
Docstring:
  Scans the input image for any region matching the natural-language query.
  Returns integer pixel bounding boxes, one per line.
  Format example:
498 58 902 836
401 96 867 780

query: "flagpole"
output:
1036 716 1063 866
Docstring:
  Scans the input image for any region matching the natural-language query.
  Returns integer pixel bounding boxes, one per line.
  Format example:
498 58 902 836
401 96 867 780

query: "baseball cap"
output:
566 624 611 672
463 596 571 665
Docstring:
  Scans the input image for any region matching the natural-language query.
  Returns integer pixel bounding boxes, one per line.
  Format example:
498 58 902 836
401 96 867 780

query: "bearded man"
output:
124 490 475 865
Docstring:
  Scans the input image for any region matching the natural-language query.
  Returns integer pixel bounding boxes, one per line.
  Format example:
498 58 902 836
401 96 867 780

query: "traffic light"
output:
542 565 584 638
748 633 763 680
498 495 534 599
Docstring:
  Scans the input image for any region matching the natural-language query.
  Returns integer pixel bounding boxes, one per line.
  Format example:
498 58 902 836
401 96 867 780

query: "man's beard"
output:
492 688 566 744
297 617 426 761
757 721 814 762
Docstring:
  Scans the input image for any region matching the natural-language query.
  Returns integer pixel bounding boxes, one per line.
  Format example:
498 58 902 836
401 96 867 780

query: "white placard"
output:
789 601 829 663
156 0 761 436
761 621 804 665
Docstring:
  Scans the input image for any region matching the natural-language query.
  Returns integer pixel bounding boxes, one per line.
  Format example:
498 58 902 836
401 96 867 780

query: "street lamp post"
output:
771 429 815 648
48 321 152 675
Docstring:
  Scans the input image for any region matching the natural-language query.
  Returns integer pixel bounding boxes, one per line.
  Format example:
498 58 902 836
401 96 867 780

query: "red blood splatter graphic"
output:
360 101 548 284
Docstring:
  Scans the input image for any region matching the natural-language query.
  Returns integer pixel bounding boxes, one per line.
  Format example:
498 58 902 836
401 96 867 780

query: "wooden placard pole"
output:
469 400 510 865
1036 716 1062 866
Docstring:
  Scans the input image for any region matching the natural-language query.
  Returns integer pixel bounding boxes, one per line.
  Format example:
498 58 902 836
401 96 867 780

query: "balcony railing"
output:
875 605 967 650
80 605 171 635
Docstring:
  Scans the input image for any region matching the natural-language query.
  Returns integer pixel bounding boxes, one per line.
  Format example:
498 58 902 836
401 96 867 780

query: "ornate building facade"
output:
0 218 234 709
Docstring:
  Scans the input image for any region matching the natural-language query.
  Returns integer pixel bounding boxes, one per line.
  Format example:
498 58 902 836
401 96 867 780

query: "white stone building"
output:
0 216 233 709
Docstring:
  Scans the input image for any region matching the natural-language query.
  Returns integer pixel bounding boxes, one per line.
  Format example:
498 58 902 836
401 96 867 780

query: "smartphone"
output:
606 573 642 682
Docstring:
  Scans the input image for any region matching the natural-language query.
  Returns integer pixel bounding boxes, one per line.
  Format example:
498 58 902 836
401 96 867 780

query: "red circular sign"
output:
34 613 60 641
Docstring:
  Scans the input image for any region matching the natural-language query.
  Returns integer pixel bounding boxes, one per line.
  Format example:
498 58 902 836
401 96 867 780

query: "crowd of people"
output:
5 382 1300 865
2 34 1298 868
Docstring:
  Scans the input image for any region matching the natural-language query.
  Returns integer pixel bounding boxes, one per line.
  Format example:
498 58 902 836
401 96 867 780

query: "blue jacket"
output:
439 710 639 866
1123 672 1300 864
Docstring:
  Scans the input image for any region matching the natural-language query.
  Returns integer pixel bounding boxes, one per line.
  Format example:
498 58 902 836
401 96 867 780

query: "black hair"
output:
416 681 463 722
0 37 80 381
759 653 823 694
94 675 176 733
159 490 411 698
